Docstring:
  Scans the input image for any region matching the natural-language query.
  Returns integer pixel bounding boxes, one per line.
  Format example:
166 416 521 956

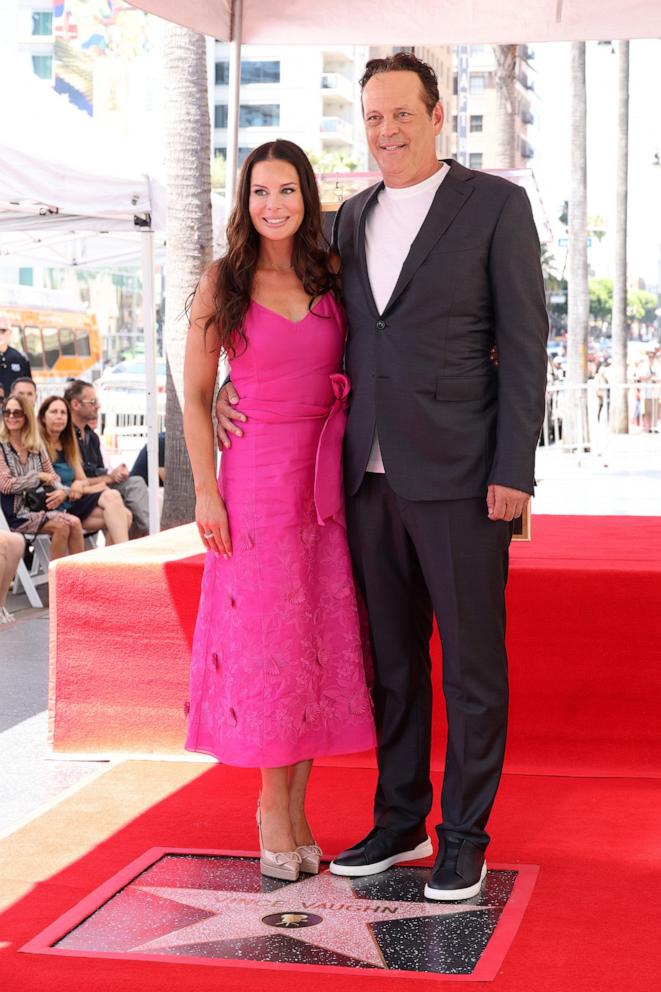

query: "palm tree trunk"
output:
609 41 630 433
161 24 213 529
565 42 589 448
493 45 518 169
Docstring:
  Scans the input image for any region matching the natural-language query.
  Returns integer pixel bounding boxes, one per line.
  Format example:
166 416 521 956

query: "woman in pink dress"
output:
183 141 375 881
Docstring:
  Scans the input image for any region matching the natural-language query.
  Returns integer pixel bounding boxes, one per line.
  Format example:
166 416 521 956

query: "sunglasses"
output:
3 409 25 419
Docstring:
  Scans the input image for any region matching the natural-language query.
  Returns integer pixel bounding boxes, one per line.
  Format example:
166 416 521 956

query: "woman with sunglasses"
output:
0 394 84 559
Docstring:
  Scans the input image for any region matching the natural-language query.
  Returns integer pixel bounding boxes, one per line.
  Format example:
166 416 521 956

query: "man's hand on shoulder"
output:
216 382 246 449
487 484 529 522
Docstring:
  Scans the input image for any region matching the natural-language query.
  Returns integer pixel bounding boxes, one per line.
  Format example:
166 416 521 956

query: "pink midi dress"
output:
185 292 376 767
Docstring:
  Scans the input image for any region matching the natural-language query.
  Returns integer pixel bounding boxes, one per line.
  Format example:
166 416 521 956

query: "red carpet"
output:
2 762 660 991
48 515 661 780
4 515 658 989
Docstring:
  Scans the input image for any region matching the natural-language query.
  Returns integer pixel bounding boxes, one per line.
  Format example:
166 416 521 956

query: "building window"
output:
238 147 253 165
215 60 281 86
452 115 457 133
32 11 52 35
241 61 280 84
215 104 281 129
240 104 280 127
214 146 226 159
452 74 458 95
469 74 486 94
471 45 486 56
31 55 52 79
469 153 483 169
469 115 483 133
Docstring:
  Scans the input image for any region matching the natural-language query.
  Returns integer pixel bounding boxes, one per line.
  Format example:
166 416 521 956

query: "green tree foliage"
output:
589 278 613 321
588 279 657 324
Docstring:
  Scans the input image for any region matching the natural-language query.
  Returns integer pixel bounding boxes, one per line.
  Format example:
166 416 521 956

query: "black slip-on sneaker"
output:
329 825 433 877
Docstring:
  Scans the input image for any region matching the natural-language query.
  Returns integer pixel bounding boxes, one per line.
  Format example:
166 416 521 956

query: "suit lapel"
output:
382 163 475 316
354 181 383 317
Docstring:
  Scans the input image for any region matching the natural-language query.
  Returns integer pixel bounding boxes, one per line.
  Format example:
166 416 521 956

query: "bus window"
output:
23 326 44 369
9 325 22 351
42 327 59 369
75 328 91 357
59 327 76 356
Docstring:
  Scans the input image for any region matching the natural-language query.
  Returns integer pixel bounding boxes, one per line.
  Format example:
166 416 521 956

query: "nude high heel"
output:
296 842 323 874
256 799 301 881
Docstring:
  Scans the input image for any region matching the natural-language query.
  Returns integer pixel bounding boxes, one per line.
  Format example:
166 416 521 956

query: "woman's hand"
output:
69 480 85 500
38 471 59 485
196 488 232 557
45 489 67 510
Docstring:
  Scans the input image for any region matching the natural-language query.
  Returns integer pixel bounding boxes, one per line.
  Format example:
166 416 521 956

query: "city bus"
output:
1 284 102 394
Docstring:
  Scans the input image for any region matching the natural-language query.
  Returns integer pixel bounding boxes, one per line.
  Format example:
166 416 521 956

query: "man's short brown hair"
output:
64 379 94 404
360 52 440 117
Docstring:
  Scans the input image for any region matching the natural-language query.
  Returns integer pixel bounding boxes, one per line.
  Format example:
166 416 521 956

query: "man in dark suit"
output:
217 53 548 901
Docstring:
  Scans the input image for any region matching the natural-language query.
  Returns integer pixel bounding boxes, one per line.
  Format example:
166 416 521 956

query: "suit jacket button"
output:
376 319 386 330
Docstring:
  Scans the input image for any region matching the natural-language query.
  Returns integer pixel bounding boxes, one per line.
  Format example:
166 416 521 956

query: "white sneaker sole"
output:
329 837 434 877
424 861 487 901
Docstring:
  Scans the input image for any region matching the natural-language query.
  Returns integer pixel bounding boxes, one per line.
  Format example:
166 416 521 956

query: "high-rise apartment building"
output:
451 44 536 170
211 43 370 169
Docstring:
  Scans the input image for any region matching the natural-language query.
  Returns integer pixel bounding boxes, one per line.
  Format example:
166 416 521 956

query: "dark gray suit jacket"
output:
334 159 549 501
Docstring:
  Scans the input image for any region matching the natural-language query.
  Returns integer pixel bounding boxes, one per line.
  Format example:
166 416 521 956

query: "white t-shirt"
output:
364 162 450 473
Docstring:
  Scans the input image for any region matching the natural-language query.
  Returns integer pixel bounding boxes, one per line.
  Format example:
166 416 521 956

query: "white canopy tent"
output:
128 0 661 45
0 61 166 532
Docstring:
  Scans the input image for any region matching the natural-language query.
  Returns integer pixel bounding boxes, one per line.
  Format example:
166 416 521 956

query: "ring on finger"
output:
203 531 213 538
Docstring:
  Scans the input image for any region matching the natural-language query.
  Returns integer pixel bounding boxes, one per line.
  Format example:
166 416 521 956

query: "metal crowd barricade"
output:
541 379 661 456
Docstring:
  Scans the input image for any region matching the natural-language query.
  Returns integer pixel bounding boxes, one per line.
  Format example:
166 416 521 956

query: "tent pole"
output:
141 230 160 534
225 0 243 215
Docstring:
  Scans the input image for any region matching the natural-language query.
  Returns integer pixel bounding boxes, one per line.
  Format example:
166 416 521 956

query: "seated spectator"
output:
0 395 83 559
9 377 38 406
0 529 24 623
0 313 32 397
38 396 131 545
64 379 150 538
130 432 166 487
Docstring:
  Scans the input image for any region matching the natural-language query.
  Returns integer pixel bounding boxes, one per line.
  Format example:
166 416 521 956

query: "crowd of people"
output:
0 318 152 622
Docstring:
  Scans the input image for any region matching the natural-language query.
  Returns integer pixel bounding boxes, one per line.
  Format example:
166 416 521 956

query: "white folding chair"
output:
0 506 47 608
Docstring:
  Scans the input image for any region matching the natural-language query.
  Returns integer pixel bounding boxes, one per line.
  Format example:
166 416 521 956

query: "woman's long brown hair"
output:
200 140 339 357
38 395 82 471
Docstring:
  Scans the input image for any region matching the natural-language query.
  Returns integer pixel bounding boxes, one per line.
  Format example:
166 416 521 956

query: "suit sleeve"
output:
487 185 549 494
330 200 346 255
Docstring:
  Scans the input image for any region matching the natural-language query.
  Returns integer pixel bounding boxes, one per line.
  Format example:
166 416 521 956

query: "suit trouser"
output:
346 474 512 851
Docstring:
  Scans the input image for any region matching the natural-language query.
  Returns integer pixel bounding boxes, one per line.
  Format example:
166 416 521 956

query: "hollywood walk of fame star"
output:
132 869 496 968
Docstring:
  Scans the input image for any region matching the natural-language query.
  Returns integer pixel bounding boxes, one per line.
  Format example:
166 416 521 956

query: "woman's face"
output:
42 400 68 438
3 399 25 434
248 159 305 243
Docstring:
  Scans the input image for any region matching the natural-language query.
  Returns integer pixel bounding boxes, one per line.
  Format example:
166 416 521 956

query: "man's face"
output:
12 382 36 406
362 71 443 189
73 386 100 424
0 325 11 351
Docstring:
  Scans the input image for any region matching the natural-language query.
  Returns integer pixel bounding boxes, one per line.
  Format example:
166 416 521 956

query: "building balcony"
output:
320 116 353 143
322 46 354 62
520 139 534 159
517 72 535 92
520 109 535 125
321 72 354 102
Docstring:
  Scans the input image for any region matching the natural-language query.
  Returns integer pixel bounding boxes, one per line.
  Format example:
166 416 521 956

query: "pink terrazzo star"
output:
132 869 494 968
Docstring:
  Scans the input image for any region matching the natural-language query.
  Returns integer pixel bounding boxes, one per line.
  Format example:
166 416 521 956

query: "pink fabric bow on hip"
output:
314 373 351 528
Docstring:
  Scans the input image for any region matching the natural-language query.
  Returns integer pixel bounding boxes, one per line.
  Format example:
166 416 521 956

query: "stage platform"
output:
48 516 661 780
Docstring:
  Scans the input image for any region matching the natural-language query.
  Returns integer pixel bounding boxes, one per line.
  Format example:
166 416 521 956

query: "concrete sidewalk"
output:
1 431 659 839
